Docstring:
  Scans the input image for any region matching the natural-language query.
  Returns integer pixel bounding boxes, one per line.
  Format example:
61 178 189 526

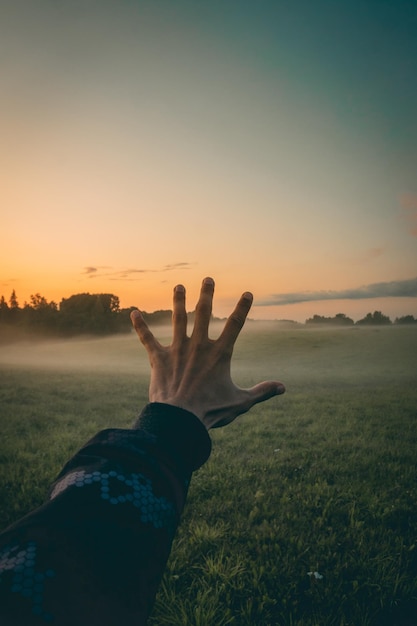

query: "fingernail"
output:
130 310 141 321
276 383 286 395
243 291 253 301
203 277 214 286
175 284 185 292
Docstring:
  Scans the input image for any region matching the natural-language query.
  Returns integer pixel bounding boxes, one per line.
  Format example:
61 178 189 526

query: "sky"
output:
1 0 417 322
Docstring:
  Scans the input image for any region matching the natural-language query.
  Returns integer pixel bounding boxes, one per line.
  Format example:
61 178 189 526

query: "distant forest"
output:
0 290 201 342
0 289 416 342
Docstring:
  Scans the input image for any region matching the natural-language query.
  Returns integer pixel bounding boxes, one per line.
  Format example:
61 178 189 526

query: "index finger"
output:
217 291 253 353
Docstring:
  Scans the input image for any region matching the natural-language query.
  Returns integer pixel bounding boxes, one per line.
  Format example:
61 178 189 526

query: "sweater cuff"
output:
133 403 212 473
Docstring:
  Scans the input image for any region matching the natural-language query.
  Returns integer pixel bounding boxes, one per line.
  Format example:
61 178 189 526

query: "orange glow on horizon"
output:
2 270 416 325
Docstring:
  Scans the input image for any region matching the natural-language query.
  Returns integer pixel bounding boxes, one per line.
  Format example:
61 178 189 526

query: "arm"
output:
0 278 284 625
0 403 210 626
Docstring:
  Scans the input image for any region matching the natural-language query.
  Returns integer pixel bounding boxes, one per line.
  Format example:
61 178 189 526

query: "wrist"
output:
134 403 212 472
148 392 206 427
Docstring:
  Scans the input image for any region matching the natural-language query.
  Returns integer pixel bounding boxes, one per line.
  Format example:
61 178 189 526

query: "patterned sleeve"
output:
0 403 211 625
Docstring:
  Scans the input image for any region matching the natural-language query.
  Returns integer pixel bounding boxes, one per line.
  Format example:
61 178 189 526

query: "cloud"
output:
399 194 417 237
401 194 417 210
82 266 114 276
81 263 195 281
82 267 151 280
257 277 417 306
1 278 19 287
366 247 384 259
114 269 150 280
352 247 385 264
164 262 193 270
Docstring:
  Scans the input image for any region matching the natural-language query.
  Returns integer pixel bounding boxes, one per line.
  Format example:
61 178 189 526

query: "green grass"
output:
1 326 417 625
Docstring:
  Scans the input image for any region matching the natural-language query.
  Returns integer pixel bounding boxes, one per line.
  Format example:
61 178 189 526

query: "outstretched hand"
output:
130 277 285 430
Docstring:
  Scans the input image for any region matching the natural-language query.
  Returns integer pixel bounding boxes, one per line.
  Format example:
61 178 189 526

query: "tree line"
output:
0 290 179 341
305 311 417 326
0 290 416 341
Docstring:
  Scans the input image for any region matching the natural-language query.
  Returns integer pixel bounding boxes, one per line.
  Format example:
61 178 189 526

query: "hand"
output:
130 277 285 430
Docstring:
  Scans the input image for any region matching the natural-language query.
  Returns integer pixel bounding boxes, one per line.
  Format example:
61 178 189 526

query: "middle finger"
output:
191 277 215 342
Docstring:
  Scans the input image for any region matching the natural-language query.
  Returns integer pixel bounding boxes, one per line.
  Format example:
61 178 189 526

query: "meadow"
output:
0 324 416 625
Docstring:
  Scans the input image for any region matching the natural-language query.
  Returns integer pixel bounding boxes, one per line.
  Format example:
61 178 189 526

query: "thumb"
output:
209 381 285 429
247 380 286 407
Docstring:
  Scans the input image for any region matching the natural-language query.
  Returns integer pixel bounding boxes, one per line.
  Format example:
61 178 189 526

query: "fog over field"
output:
1 324 416 390
0 325 227 373
0 333 146 374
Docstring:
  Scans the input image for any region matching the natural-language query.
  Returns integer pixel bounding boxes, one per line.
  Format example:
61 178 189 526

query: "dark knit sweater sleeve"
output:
0 403 211 626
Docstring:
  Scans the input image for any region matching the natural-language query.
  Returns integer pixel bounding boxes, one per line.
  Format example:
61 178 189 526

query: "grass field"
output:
1 325 417 625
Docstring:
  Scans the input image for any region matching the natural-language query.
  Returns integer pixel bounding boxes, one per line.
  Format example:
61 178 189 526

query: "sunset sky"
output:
1 0 416 322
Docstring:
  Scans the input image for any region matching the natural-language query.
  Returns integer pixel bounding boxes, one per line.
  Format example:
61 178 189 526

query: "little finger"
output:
131 310 161 352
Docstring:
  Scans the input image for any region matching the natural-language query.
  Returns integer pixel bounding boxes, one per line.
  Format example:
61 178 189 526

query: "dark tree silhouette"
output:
21 294 59 334
0 295 8 312
395 315 417 325
0 296 9 326
306 313 354 326
356 311 392 325
29 293 58 311
59 293 120 335
9 290 19 309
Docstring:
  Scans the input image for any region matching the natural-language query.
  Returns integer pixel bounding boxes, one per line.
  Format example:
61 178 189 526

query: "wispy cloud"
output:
365 247 384 259
81 263 195 281
399 193 417 237
82 267 98 275
1 279 19 293
351 247 386 265
257 277 417 306
81 266 112 276
1 278 18 286
164 262 193 270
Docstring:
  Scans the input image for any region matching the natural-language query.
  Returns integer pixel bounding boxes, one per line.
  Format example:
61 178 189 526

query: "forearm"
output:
0 404 211 626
